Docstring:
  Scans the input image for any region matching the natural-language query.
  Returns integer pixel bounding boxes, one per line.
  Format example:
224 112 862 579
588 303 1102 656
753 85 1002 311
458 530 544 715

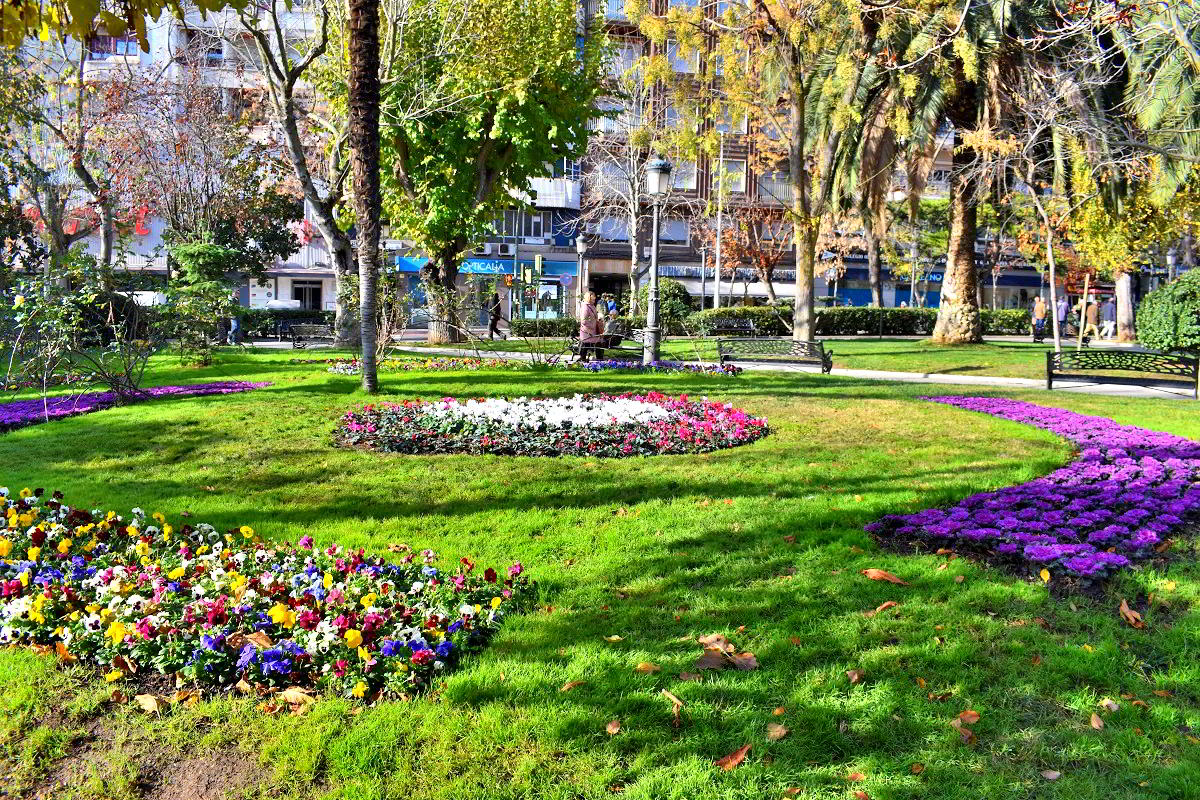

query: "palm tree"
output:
347 0 382 392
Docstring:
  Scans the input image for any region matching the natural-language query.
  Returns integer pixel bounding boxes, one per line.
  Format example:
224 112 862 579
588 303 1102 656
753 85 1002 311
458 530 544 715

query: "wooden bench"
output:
1046 350 1199 399
717 338 833 373
290 324 336 349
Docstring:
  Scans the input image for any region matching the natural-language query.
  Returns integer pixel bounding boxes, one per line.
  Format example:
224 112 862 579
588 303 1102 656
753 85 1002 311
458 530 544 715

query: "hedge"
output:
237 308 335 338
686 306 1035 337
1137 270 1200 353
509 317 578 338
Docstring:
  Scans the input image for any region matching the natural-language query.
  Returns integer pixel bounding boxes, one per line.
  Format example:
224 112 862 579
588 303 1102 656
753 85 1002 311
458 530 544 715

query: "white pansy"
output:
423 394 671 431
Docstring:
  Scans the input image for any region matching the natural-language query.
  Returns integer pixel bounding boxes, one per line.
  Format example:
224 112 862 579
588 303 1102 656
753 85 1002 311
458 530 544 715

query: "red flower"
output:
484 568 497 583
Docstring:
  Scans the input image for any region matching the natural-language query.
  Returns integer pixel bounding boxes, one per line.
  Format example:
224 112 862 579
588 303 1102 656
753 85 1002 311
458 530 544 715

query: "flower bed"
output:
866 397 1200 580
0 382 269 432
577 359 742 376
335 392 768 457
0 487 531 699
321 357 520 375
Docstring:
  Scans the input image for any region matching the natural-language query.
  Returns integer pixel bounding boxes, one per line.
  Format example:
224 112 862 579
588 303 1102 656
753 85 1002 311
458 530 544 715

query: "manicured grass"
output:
0 351 1197 799
400 337 1081 380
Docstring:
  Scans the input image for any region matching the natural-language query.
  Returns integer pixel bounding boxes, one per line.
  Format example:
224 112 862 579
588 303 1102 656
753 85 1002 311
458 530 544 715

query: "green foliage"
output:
628 279 694 334
0 0 244 51
237 309 335 339
1137 271 1200 353
509 317 577 338
687 306 1033 337
163 241 239 366
168 241 242 286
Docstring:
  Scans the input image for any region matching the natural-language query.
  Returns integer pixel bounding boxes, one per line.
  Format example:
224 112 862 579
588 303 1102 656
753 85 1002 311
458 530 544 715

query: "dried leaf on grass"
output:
714 743 751 771
766 723 789 741
1119 598 1145 629
606 719 621 735
861 568 909 585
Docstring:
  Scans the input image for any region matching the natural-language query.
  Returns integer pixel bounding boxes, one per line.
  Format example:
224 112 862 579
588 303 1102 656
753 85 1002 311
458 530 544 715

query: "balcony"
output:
756 175 794 205
529 178 581 210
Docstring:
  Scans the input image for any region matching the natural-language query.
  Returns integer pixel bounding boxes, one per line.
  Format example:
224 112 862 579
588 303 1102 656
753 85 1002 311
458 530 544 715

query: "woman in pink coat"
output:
578 291 603 361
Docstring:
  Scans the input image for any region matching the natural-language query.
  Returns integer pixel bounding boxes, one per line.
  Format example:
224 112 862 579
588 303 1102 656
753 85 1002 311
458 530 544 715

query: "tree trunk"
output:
931 142 982 344
329 235 358 348
423 247 465 344
347 0 382 393
1115 271 1136 343
792 224 817 340
865 223 884 306
762 272 778 303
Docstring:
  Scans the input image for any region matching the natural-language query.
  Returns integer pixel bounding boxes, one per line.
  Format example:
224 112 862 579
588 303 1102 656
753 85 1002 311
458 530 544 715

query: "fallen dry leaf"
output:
954 575 965 584
773 706 787 716
234 678 252 694
1119 598 1145 629
1100 698 1121 712
698 633 735 653
133 694 164 714
861 568 909 585
634 662 661 675
604 635 624 642
853 791 870 800
729 652 759 671
1041 770 1062 781
54 641 76 664
696 649 728 670
767 723 789 742
1090 713 1105 730
958 710 981 725
783 790 802 797
561 680 586 693
864 600 898 618
782 535 796 544
715 743 751 771
911 763 925 775
846 771 866 782
915 677 927 688
949 717 976 746
606 720 621 735
679 672 703 682
789 636 803 646
846 669 865 685
1152 690 1172 698
278 687 314 706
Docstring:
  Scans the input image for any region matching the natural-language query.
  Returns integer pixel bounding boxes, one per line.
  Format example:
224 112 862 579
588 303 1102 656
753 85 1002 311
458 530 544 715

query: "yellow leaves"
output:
864 600 898 618
133 694 164 714
603 635 624 643
952 34 978 82
634 662 660 675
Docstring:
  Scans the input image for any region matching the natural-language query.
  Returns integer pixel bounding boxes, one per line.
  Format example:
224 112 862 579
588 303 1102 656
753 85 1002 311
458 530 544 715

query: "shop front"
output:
392 256 578 327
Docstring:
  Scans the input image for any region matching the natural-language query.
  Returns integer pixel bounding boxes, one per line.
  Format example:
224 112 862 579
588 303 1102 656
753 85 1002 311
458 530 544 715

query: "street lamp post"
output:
575 235 588 308
643 156 671 366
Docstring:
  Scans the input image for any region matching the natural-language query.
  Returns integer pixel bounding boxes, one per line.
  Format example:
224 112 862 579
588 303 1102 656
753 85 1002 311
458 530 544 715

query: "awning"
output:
393 256 577 276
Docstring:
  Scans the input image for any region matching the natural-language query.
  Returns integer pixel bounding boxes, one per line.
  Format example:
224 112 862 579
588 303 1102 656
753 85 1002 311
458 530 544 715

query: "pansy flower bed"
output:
334 392 768 457
866 396 1200 580
0 382 269 432
0 487 531 699
320 357 521 375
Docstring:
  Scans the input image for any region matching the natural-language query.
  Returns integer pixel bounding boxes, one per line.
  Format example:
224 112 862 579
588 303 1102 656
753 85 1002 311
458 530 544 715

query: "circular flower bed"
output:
866 396 1200 581
0 382 269 432
0 487 531 699
334 392 768 457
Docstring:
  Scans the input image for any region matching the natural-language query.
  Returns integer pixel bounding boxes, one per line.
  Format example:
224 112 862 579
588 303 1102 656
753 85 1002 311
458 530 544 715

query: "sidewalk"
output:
384 344 1195 402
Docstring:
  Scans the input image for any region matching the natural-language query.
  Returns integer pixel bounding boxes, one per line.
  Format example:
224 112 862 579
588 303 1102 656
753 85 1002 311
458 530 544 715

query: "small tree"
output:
164 241 240 365
1137 269 1200 353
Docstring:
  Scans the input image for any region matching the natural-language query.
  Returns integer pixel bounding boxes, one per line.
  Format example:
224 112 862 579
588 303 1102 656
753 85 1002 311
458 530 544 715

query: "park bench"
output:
569 324 649 360
717 338 833 373
291 324 336 349
1046 349 1200 399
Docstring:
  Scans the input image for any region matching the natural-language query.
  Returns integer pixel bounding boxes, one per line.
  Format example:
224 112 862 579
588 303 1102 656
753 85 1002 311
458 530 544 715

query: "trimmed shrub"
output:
1137 271 1200 353
629 279 695 335
686 306 793 336
688 305 1034 337
981 308 1034 336
509 317 578 338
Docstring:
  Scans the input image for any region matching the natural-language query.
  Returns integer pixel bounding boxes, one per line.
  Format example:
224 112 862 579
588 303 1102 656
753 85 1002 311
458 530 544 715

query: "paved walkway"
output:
379 345 1193 401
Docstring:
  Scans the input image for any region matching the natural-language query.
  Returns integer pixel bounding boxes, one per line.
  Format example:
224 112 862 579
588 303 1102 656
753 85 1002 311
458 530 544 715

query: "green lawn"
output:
0 351 1197 800
401 337 1077 380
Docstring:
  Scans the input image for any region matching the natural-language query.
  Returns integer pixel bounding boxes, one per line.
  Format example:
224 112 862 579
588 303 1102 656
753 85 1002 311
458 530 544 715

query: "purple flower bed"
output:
0 382 270 432
866 396 1200 580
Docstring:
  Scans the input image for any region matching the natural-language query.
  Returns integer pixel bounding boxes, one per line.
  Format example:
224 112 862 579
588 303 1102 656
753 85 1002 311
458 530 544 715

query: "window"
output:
672 160 697 190
87 34 138 60
292 280 323 311
666 40 697 73
611 42 640 78
659 219 690 245
715 106 748 135
553 158 581 180
596 217 631 241
491 210 551 240
757 171 793 203
595 162 632 195
713 159 746 193
185 31 224 63
760 219 793 241
591 100 639 134
603 0 626 18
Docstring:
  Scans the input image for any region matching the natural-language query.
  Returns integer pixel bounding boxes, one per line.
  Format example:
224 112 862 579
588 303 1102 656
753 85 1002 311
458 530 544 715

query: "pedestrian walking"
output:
1031 296 1047 342
1100 297 1117 339
487 291 505 340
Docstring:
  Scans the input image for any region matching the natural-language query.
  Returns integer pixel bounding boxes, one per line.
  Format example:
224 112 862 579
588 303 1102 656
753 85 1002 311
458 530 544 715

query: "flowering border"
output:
335 392 768 458
0 382 270 433
312 357 742 377
0 487 531 699
866 397 1200 580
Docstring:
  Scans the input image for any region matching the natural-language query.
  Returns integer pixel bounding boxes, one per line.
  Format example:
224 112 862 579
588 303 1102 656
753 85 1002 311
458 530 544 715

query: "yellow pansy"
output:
83 539 97 552
351 681 366 698
13 295 25 308
26 546 40 562
106 620 126 644
268 603 296 628
152 512 165 524
344 629 363 649
491 596 502 609
104 669 123 682
0 538 10 557
56 538 72 554
322 572 333 590
85 604 100 614
162 524 172 541
358 646 371 661
18 488 31 499
126 525 138 537
18 571 29 587
168 566 186 580
133 540 149 557
360 593 377 608
240 525 254 539
17 514 32 527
